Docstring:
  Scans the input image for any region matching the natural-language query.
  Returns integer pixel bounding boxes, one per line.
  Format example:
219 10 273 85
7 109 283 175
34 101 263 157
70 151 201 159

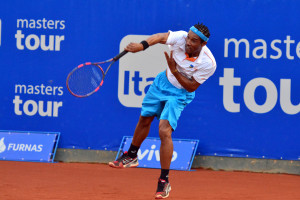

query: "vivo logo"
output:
137 144 178 162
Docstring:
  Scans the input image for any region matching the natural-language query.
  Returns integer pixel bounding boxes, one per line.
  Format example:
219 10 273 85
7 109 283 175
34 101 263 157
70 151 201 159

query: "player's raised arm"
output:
124 32 170 53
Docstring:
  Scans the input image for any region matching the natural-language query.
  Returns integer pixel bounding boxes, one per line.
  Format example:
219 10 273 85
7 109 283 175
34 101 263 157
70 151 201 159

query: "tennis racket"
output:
66 50 128 98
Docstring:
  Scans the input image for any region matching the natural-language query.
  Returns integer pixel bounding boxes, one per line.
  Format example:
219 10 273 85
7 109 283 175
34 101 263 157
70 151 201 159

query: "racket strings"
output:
68 64 104 96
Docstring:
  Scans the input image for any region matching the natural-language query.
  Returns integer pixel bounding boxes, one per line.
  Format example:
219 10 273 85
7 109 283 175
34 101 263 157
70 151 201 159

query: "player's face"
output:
185 30 206 55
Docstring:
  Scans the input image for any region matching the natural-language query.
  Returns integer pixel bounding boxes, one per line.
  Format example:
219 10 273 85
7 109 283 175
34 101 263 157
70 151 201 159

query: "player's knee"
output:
159 121 172 142
138 116 154 127
159 129 172 142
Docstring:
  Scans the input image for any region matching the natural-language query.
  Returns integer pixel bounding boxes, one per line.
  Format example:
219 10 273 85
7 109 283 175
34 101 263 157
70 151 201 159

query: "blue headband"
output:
190 26 209 42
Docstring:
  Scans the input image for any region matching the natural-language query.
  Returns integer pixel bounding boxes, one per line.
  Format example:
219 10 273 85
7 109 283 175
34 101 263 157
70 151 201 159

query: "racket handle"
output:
113 50 128 61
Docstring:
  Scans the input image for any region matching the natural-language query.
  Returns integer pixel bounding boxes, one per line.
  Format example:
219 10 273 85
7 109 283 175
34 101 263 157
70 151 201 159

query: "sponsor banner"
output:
117 136 198 171
0 130 60 162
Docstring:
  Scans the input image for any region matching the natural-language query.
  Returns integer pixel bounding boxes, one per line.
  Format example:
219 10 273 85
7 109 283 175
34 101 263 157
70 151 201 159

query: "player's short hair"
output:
194 23 210 42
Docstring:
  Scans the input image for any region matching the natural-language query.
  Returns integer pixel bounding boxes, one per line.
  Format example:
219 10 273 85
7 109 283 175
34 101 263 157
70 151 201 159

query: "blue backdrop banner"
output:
0 0 299 160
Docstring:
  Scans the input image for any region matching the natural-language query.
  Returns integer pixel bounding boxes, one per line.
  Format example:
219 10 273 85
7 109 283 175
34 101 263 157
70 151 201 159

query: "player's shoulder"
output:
166 30 187 46
169 30 188 38
201 46 216 68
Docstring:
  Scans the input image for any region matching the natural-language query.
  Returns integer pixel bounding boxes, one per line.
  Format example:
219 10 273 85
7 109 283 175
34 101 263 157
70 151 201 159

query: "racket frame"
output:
66 51 127 98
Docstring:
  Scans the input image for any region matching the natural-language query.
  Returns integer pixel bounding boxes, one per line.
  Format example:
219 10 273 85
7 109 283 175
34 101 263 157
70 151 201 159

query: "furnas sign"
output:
0 130 60 162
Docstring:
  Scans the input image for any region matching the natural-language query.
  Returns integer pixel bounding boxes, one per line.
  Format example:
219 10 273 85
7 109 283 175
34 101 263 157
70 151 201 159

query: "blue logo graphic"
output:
0 137 6 153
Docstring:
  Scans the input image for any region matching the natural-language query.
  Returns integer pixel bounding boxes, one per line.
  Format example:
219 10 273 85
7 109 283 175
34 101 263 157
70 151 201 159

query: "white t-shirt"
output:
165 30 217 89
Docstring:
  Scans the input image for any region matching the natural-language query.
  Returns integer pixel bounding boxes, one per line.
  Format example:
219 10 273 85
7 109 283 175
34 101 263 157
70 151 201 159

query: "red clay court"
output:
0 161 299 200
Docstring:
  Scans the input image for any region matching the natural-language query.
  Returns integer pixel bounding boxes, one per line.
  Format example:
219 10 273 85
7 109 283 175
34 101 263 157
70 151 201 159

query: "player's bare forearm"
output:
172 71 200 92
125 32 169 53
146 32 169 45
164 51 200 92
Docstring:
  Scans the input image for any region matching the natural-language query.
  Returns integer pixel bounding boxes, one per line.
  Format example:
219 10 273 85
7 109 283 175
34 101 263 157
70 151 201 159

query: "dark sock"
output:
160 169 169 182
127 143 139 158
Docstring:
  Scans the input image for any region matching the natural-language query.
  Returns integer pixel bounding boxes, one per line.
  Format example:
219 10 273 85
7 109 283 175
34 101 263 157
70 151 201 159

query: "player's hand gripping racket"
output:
66 50 128 97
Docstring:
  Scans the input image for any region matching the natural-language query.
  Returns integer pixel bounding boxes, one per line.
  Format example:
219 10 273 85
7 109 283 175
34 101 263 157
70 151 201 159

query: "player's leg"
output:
108 115 154 168
158 119 173 171
126 115 155 158
109 72 164 169
155 119 172 199
121 72 166 165
132 115 155 146
154 97 190 198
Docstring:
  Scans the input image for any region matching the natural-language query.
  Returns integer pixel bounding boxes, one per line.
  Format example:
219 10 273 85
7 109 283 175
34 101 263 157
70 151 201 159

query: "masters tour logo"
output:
0 137 7 153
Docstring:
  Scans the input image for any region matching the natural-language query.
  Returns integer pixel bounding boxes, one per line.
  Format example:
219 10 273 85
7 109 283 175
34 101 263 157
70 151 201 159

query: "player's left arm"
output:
164 51 201 93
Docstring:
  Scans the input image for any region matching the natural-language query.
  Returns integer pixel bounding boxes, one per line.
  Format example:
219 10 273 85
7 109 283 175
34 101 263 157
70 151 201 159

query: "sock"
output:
127 143 140 158
160 169 169 182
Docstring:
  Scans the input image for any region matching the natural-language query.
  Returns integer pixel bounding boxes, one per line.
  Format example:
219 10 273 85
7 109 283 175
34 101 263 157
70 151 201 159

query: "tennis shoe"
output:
108 151 139 168
155 179 171 199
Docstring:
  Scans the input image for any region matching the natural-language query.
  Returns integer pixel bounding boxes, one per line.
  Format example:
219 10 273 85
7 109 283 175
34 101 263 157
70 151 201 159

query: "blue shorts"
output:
141 71 195 130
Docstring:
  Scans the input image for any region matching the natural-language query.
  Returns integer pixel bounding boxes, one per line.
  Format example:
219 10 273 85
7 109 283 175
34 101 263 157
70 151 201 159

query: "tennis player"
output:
109 23 216 199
